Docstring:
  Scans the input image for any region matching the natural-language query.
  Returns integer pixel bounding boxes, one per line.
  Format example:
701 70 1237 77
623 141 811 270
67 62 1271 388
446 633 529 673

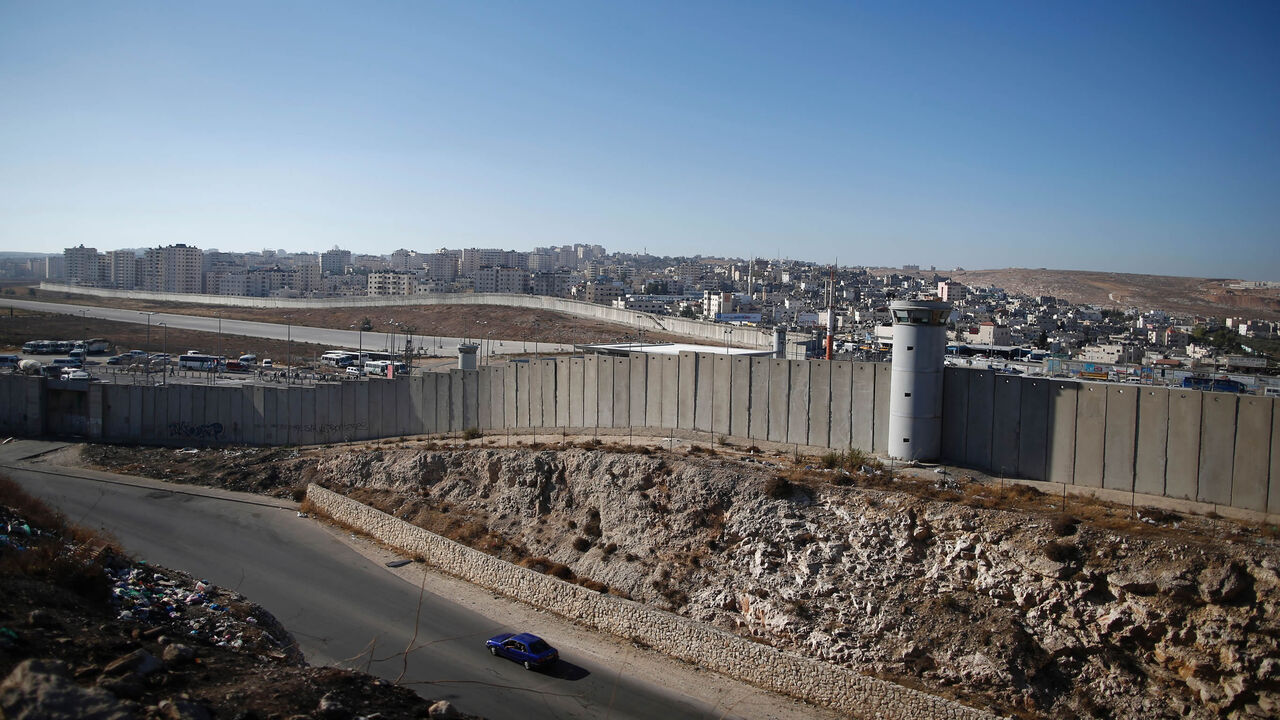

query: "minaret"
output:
887 299 951 461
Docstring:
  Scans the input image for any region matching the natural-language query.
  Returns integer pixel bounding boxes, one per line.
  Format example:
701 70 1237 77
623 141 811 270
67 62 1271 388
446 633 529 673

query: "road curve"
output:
0 443 826 720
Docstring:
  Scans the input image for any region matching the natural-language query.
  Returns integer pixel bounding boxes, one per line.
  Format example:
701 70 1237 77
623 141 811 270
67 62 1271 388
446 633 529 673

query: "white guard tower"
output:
458 343 479 370
888 299 951 461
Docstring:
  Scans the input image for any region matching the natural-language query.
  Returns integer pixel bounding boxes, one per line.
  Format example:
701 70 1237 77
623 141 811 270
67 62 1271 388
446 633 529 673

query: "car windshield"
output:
527 640 550 653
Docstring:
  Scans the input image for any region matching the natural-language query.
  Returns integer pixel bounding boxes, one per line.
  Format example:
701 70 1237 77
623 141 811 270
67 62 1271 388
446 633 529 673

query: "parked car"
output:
345 366 363 377
485 633 558 670
225 360 247 372
61 369 91 381
106 354 127 365
261 359 273 368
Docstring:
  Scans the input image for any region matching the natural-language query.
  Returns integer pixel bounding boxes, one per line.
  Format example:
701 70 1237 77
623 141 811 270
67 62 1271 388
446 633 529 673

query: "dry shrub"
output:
577 578 608 592
602 542 618 555
1051 514 1079 537
572 536 591 552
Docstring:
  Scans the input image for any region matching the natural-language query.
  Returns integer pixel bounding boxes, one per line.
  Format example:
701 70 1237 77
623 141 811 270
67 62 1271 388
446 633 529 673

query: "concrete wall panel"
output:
1046 381 1077 485
1197 393 1237 506
629 353 647 427
611 356 630 428
299 387 317 445
694 354 713 433
828 361 852 449
991 376 1021 477
1017 378 1049 481
712 355 732 435
678 352 697 430
1103 386 1138 492
1134 388 1169 496
645 355 663 428
1164 388 1202 498
661 356 679 429
1231 396 1272 512
288 386 305 444
1271 407 1280 515
749 357 770 441
514 362 530 428
351 382 369 441
461 370 479 431
263 388 281 445
807 360 831 448
435 372 452 433
730 357 752 439
964 371 995 471
1073 384 1106 488
449 371 464 433
767 359 789 443
851 363 875 452
477 370 492 430
583 356 599 428
528 358 544 428
787 360 810 446
541 359 557 428
0 379 12 435
873 363 892 454
218 387 235 443
569 358 585 428
597 354 615 428
369 381 388 440
940 368 969 464
556 359 571 428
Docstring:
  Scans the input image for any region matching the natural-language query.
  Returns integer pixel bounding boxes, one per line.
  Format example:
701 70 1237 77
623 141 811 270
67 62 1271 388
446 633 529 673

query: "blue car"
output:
485 632 558 670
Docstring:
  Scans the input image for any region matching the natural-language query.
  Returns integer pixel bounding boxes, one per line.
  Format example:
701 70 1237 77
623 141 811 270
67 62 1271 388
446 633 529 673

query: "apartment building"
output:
367 270 417 296
474 266 527 294
64 245 101 285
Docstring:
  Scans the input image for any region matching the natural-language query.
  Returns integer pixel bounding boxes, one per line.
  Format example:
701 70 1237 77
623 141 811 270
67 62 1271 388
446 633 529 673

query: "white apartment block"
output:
474 266 527 294
64 245 100 285
367 270 417 296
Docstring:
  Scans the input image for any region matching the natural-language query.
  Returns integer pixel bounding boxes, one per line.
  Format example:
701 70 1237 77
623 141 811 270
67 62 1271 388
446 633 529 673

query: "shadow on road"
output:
542 660 590 681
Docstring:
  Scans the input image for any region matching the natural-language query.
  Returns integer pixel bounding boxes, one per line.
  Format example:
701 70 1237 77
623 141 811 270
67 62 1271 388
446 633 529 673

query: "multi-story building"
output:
423 251 459 282
460 249 511 277
367 270 417 296
937 280 967 303
529 271 570 297
64 245 100 285
104 250 137 289
584 281 625 305
474 266 527 294
973 322 1013 346
321 248 351 275
140 244 203 293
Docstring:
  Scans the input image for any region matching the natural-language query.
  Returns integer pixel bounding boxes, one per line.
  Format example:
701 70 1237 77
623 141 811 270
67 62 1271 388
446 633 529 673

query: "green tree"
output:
360 317 373 332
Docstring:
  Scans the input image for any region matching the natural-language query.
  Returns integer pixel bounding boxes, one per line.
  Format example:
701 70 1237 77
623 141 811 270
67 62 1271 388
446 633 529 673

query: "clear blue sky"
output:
2 1 1277 279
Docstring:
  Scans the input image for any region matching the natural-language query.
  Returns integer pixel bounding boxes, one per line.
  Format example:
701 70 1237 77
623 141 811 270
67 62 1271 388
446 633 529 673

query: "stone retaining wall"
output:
305 484 999 720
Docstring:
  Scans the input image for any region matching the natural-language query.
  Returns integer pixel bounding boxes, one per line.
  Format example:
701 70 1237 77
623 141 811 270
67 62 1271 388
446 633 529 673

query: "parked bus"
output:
178 353 224 371
360 351 397 364
321 351 361 367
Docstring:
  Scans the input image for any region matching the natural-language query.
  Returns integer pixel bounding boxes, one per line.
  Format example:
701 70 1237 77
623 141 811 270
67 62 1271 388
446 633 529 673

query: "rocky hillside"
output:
83 441 1280 720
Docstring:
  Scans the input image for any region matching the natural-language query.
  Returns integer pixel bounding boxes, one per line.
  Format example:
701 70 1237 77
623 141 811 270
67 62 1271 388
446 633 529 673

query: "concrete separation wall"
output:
39 283 773 349
304 484 998 720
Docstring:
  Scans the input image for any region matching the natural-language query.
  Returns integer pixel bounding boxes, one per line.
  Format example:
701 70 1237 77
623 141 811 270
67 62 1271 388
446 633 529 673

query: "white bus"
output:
178 353 224 371
321 351 360 367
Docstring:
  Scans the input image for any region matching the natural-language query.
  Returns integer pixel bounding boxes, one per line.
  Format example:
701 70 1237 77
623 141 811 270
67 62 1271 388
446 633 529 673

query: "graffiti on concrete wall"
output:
169 421 224 440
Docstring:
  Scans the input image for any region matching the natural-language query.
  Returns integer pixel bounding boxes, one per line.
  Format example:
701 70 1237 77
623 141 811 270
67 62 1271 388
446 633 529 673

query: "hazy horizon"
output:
3 2 1277 280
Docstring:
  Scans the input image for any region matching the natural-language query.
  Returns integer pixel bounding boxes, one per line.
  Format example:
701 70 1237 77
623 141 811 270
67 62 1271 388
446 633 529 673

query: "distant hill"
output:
947 268 1280 321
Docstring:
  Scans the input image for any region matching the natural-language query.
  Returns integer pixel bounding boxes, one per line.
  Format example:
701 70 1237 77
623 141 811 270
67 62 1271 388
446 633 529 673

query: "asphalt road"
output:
0 298 575 356
0 444 761 720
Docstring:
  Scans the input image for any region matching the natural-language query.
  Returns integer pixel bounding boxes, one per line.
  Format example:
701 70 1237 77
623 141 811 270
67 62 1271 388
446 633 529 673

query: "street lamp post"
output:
142 312 155 354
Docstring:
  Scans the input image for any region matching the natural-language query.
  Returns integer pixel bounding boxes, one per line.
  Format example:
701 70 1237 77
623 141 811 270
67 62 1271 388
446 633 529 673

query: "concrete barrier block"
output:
569 358 585 428
629 353 647 428
556 358 571 428
461 369 479 431
645 354 663 428
1135 388 1169 496
767 359 789 443
1165 389 1202 501
1271 407 1280 515
712 355 732 435
694 354 714 432
964 371 995 471
873 363 891 454
128 384 144 441
991 375 1021 477
678 352 697 430
940 368 969 465
263 387 281 445
597 354 615 428
298 387 317 445
1103 386 1137 492
1017 378 1049 481
611 356 629 428
730 356 752 439
477 370 492 430
829 361 852 449
1231 396 1272 512
515 362 530 428
449 370 465 433
541 359 557 427
787 360 810 446
661 355 679 429
807 360 831 448
1046 381 1077 485
582 356 598 428
436 372 453 432
1198 393 1237 505
1073 384 1106 488
851 363 875 452
528 357 543 428
749 357 770 441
